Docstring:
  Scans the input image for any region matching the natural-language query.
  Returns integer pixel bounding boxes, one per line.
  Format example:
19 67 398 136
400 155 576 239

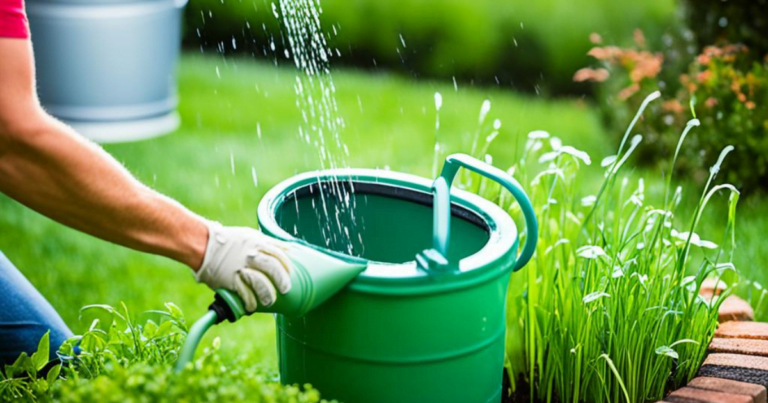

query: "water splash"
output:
277 0 359 255
432 92 442 177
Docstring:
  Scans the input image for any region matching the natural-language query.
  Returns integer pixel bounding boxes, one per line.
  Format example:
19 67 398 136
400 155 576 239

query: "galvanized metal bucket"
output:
26 0 186 143
257 154 538 403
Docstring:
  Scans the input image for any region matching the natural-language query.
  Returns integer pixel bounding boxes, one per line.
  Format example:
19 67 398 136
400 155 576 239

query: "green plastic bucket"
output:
257 155 537 403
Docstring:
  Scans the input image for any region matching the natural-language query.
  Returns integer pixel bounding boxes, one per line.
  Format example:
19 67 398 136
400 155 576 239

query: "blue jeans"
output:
0 251 72 364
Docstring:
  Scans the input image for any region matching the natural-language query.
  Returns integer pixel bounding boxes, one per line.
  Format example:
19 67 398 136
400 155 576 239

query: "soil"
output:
503 371 539 403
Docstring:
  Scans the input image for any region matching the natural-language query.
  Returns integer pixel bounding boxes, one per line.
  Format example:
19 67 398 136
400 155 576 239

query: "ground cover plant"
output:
457 92 740 402
0 303 332 402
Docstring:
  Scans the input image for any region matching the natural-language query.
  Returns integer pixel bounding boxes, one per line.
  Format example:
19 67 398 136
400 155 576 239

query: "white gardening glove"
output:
196 222 293 312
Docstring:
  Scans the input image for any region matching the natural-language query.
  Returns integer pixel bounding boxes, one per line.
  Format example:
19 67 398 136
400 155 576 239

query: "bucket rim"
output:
257 168 518 294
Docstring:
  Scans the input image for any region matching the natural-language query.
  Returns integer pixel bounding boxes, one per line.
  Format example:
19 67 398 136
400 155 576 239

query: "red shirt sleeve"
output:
0 0 29 39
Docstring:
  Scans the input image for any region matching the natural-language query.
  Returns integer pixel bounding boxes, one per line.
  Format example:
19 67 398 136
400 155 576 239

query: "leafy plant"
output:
1 303 334 403
577 31 768 193
458 92 739 402
1 332 60 401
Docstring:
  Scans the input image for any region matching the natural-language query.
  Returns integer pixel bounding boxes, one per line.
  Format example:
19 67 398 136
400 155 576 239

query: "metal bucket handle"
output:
429 153 538 272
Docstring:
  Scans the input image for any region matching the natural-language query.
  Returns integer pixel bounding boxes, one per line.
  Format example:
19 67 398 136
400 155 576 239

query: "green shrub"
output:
577 34 768 193
0 303 333 403
185 0 676 93
458 93 739 402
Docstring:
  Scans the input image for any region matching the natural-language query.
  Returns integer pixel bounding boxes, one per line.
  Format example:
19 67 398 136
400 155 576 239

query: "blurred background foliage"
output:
578 0 768 194
185 0 768 194
184 0 678 95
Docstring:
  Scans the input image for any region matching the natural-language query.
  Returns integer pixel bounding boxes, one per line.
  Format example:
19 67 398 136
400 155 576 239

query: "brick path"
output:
656 286 767 403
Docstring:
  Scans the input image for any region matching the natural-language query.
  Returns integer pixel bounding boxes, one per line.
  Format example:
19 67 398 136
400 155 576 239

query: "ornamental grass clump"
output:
461 92 739 402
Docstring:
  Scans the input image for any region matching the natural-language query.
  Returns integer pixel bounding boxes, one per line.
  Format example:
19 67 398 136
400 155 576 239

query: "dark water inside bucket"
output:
276 181 490 264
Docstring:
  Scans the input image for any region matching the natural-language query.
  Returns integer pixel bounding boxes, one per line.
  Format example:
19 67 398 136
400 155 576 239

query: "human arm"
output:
0 38 290 310
0 38 209 269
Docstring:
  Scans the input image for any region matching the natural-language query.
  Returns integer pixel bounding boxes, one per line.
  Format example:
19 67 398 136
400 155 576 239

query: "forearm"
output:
0 110 208 270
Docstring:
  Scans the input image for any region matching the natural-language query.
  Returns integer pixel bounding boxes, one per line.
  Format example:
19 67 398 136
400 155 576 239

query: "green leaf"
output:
153 320 179 338
4 362 20 379
655 345 679 360
689 94 697 119
80 331 106 353
165 303 185 322
142 320 158 339
32 331 50 371
46 364 61 385
32 378 48 394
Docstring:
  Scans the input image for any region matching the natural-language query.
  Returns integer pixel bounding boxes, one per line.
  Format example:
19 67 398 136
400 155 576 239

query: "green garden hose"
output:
174 289 245 372
174 310 218 372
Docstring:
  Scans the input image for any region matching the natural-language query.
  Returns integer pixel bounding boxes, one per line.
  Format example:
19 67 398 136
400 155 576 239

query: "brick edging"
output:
656 285 765 403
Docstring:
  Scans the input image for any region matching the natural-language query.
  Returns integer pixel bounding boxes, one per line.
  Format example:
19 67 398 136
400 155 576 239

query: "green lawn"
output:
1 54 767 370
0 54 610 365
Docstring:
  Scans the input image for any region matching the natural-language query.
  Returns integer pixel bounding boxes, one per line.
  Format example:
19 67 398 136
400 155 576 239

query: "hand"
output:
195 222 293 312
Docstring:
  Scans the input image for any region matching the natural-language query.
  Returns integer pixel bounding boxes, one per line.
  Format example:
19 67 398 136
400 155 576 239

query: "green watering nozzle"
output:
175 243 367 372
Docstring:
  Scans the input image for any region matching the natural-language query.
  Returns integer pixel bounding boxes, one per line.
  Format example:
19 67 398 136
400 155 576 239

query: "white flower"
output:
670 229 718 249
631 272 648 286
581 195 597 207
528 130 550 139
544 238 570 255
538 146 591 165
550 137 563 151
583 291 610 304
628 195 643 207
486 131 499 143
601 155 617 167
577 245 607 259
525 139 544 153
531 168 565 186
479 100 491 124
612 266 625 278
566 212 582 226
560 146 592 165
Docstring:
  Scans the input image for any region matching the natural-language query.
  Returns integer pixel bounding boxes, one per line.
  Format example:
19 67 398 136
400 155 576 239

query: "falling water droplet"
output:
251 167 259 188
434 92 443 111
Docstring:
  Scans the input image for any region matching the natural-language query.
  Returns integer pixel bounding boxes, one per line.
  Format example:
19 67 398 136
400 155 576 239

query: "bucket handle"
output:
430 153 538 272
